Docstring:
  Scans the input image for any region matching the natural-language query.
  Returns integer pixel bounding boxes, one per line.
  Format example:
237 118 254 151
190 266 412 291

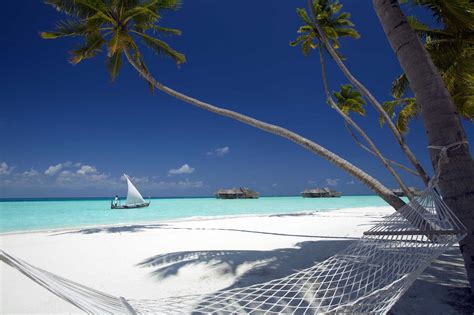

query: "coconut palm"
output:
372 0 474 293
41 0 408 208
290 0 418 197
289 0 359 55
41 0 185 83
330 84 415 199
386 0 474 132
299 0 430 185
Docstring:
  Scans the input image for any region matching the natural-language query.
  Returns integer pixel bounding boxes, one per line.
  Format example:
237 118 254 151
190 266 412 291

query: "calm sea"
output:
0 196 391 233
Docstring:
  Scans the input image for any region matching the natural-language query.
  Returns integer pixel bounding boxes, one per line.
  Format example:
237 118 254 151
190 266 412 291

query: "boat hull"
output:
111 202 150 209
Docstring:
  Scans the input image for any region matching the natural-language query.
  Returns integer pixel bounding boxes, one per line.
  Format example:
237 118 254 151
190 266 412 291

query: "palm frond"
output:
69 32 105 64
123 5 161 24
151 26 182 36
44 0 102 18
296 8 313 25
106 52 123 81
391 73 410 99
131 30 185 64
381 98 418 134
333 84 366 116
41 20 90 39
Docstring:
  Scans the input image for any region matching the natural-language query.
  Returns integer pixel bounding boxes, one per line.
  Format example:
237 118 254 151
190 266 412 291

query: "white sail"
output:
124 174 146 206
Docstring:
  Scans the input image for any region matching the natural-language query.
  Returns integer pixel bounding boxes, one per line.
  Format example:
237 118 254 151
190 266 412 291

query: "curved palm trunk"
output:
318 46 414 200
123 50 405 210
343 123 420 177
372 0 474 292
308 3 430 186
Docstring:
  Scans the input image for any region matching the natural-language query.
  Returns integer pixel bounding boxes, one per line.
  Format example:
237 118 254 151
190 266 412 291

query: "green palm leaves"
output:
41 0 185 82
381 98 418 134
290 0 359 56
389 0 474 132
333 84 365 116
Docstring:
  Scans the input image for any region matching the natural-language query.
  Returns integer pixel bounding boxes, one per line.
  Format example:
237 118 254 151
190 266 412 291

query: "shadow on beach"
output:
136 241 474 314
137 240 353 286
52 222 473 313
391 248 474 315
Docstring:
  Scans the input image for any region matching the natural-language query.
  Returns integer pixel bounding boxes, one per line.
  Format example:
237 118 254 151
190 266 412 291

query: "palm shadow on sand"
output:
137 240 354 288
137 242 474 314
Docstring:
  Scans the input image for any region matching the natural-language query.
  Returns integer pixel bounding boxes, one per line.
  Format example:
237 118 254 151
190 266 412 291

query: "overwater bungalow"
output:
301 187 342 198
215 187 259 199
391 186 423 197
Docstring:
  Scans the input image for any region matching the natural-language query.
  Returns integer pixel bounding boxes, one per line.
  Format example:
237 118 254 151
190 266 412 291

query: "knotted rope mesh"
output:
1 184 466 314
128 186 466 314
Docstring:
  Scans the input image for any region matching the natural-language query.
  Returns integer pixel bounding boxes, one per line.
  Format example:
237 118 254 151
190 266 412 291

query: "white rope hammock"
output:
0 184 467 314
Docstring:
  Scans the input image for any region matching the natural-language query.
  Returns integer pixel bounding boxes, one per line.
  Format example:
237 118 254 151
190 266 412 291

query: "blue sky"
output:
1 1 472 198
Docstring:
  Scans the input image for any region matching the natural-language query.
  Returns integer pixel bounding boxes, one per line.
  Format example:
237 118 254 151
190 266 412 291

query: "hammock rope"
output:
0 143 468 314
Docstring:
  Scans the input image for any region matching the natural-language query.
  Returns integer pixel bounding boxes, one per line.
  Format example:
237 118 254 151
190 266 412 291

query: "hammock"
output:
0 184 466 314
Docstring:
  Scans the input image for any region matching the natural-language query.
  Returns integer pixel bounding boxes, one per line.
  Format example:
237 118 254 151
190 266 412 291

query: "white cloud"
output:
307 179 317 184
168 164 195 175
76 165 97 175
272 183 278 187
22 169 39 177
325 178 340 186
44 163 63 176
346 180 355 185
74 162 82 168
0 162 13 175
207 146 230 157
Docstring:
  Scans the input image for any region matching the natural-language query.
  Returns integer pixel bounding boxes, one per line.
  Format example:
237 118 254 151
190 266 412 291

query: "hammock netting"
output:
0 186 467 314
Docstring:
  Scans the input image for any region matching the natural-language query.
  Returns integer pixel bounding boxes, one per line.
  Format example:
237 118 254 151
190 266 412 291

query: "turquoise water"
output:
0 196 390 233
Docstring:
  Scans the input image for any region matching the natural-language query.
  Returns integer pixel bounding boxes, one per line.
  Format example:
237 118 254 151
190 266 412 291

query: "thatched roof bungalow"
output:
301 187 341 198
215 187 259 199
391 187 422 197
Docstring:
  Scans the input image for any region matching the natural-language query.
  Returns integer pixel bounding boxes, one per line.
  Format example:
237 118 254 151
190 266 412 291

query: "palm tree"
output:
40 0 407 208
372 0 474 293
387 0 474 133
289 0 360 56
290 0 416 198
301 0 430 185
330 84 415 199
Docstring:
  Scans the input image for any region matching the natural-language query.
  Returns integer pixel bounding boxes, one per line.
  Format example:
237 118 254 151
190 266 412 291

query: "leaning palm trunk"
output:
372 0 474 293
318 47 414 200
123 50 405 210
310 16 430 186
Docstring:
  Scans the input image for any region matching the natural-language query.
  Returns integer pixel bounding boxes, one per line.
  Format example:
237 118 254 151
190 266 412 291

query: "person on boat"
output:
114 195 119 206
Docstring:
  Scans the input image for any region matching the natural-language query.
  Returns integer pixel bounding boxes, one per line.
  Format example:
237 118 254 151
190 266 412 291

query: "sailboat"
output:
111 174 150 209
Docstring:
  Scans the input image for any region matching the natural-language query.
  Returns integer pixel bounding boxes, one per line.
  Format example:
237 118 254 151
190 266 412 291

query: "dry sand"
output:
1 206 472 314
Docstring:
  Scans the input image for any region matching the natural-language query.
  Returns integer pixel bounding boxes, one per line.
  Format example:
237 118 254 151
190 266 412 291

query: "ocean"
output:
0 196 392 233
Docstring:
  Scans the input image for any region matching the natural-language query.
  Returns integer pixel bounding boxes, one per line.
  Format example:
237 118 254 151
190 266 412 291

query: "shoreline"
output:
0 194 382 201
0 205 392 236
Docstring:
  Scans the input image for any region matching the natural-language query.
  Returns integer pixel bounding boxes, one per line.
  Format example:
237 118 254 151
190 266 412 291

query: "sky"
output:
1 1 472 198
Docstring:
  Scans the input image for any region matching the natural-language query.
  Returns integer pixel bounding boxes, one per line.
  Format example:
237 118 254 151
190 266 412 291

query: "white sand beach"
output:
1 206 472 314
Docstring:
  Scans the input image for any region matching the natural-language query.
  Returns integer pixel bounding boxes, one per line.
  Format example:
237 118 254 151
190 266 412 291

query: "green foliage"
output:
389 0 474 129
290 0 359 56
333 84 366 116
41 0 184 82
381 98 418 134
